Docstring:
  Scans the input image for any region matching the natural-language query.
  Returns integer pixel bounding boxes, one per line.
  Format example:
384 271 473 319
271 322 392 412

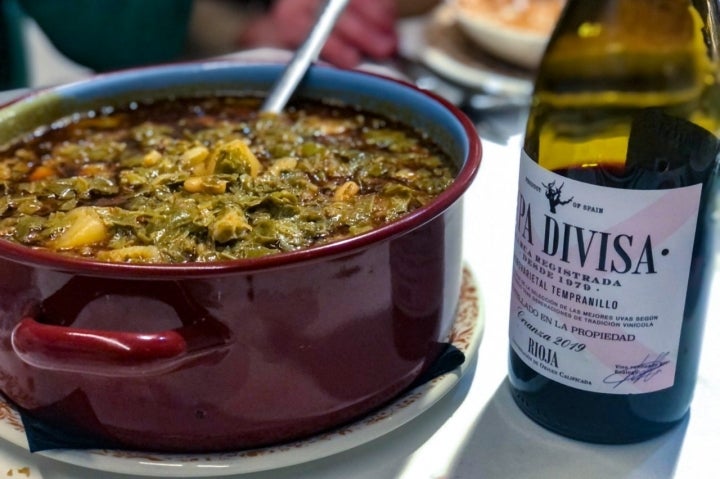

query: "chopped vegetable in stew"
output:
0 96 456 263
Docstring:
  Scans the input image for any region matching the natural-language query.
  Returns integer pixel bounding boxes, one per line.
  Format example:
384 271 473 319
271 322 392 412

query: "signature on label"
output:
603 352 671 388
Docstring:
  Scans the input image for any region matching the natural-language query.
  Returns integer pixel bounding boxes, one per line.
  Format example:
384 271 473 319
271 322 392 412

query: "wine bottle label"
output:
509 152 701 394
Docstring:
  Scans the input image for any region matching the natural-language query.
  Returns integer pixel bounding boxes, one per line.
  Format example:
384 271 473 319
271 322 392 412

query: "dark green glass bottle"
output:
508 0 720 443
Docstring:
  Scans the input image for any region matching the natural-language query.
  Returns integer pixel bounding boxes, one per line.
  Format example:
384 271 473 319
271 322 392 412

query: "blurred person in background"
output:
0 0 438 90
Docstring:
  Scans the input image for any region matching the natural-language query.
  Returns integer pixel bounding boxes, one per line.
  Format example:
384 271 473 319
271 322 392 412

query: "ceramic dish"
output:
0 266 483 477
418 6 534 98
449 0 564 69
0 62 481 453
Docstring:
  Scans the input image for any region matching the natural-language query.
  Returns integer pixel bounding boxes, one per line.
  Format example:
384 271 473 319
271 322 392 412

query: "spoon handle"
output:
261 0 351 114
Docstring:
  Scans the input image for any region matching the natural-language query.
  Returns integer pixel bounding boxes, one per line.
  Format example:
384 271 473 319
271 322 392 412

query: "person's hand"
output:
239 0 398 68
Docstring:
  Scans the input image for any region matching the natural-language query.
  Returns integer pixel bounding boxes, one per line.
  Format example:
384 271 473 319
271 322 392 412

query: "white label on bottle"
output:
509 152 701 394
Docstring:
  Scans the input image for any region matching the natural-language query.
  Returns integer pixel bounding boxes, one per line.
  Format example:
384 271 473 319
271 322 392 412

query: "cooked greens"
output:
0 96 456 263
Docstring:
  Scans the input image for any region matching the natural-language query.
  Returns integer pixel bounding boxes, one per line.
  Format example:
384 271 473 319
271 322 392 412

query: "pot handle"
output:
12 317 189 376
11 278 232 377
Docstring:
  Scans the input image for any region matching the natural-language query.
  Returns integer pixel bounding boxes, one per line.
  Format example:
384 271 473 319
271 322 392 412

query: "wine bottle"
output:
508 0 720 443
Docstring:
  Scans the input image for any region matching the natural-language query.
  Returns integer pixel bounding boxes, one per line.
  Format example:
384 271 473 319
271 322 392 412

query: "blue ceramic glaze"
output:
18 63 470 167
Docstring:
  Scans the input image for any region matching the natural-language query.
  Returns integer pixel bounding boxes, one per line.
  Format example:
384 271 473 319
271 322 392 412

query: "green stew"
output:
0 96 456 263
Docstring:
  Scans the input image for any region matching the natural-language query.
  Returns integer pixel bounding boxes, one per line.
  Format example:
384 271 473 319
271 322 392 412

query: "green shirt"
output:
1 0 193 89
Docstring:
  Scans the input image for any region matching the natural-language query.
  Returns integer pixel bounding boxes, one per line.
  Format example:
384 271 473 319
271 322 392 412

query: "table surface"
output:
1 20 719 479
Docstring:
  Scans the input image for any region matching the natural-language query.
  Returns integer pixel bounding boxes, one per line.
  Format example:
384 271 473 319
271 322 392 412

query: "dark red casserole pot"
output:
0 62 481 452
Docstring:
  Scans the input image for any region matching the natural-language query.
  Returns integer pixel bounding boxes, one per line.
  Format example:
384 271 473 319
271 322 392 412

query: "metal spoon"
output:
260 0 351 114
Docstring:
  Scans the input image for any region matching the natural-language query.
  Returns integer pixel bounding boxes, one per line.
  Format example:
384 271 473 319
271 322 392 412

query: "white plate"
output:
453 6 548 70
0 266 484 478
447 0 563 70
417 6 534 98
